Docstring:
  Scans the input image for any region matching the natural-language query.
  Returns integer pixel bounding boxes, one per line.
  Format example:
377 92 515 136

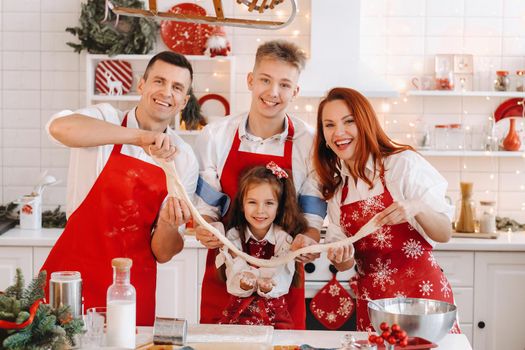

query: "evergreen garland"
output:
0 202 66 229
66 0 159 56
0 269 84 350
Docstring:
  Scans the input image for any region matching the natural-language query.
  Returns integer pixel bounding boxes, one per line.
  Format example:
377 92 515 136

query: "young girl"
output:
215 162 307 329
314 87 460 333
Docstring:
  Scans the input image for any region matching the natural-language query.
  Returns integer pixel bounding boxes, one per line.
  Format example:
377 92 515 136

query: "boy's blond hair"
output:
255 40 307 72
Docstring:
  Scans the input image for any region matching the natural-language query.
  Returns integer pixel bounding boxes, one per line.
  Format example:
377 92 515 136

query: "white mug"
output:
19 194 42 230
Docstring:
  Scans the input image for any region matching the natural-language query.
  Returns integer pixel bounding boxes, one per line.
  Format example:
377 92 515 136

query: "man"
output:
194 40 327 329
41 51 198 326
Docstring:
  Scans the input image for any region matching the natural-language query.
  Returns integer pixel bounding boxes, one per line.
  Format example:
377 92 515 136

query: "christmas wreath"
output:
0 269 84 349
66 0 158 56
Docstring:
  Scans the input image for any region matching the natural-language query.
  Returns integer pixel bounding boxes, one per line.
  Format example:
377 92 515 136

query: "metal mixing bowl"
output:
368 297 457 343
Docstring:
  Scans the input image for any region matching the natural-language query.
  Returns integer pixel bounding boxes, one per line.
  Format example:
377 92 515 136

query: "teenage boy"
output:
195 40 326 329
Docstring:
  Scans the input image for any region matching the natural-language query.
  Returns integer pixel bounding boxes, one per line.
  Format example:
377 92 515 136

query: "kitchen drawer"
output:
433 251 474 287
452 287 473 323
0 247 32 290
197 249 207 284
461 324 473 347
33 247 52 276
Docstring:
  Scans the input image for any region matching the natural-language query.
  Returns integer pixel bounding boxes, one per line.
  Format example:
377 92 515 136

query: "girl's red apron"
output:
41 115 166 326
219 237 294 329
200 117 306 329
340 172 460 332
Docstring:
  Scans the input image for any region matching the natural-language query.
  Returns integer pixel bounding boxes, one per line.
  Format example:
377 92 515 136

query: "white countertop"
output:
2 227 525 252
131 328 472 350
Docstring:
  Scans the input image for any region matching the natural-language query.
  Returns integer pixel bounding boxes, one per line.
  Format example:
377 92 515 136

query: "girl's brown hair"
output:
227 165 308 241
313 87 414 200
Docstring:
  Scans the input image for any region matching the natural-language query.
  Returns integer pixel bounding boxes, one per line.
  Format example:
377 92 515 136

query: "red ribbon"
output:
0 299 43 330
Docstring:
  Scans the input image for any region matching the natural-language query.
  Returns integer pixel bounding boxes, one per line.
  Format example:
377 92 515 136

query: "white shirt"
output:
325 150 454 247
216 224 295 298
194 113 325 230
46 103 199 218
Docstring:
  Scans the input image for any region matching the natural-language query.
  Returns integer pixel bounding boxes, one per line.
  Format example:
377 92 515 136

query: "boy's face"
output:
247 58 300 120
137 60 191 125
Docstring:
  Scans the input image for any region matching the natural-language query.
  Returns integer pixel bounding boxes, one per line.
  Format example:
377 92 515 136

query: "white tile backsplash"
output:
426 17 464 37
426 0 465 17
465 0 503 17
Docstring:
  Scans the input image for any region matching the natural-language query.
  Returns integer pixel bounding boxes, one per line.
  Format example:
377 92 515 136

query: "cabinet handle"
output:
478 321 486 329
329 264 338 274
304 263 316 273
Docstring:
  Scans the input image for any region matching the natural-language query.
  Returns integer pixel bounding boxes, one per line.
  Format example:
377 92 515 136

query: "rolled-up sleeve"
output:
324 192 348 244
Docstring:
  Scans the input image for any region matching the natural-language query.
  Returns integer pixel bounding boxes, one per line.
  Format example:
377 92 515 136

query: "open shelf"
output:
419 150 525 157
406 90 525 98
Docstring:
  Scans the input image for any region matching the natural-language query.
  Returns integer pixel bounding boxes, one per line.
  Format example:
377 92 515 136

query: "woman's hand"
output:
158 197 191 228
290 234 320 263
327 244 354 264
375 200 421 227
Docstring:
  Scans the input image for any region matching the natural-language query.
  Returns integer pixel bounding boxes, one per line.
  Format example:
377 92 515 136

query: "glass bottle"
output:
516 70 525 92
106 258 136 349
455 182 477 233
494 70 510 91
433 124 449 150
479 201 497 234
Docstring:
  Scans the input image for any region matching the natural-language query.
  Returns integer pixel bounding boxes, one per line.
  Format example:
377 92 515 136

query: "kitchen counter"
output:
132 328 472 350
3 227 525 251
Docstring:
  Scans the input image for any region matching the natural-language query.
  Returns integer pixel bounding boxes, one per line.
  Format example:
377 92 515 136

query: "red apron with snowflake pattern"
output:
41 115 166 326
219 238 294 329
339 173 460 333
200 116 306 329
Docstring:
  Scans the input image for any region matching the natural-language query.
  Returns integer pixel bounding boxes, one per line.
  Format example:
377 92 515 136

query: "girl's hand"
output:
158 197 191 228
327 245 354 264
239 271 257 291
290 234 320 263
257 277 275 293
375 200 421 227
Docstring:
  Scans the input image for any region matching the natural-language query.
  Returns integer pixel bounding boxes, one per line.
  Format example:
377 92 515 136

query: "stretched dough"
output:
156 159 381 268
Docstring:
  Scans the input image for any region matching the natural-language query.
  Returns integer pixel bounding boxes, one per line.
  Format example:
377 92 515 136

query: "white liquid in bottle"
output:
106 300 136 348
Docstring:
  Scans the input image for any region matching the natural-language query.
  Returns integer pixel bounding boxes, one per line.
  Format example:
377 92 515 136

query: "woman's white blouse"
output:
325 150 453 247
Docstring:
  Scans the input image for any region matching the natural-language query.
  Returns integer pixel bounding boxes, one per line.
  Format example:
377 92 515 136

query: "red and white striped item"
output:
95 60 133 95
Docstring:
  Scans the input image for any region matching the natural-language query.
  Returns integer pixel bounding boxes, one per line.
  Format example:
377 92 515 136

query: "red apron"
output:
41 115 166 326
340 173 460 333
219 238 294 329
200 116 306 329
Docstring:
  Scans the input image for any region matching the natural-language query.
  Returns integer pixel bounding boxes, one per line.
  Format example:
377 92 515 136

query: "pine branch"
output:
4 269 25 300
21 271 46 310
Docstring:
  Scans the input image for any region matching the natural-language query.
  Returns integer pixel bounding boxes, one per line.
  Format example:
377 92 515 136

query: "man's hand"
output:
375 200 421 227
139 131 177 162
158 197 191 228
257 277 275 294
290 234 320 263
195 225 223 249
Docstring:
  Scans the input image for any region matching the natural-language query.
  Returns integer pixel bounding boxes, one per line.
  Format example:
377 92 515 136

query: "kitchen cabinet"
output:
85 54 236 134
472 252 525 350
0 247 33 290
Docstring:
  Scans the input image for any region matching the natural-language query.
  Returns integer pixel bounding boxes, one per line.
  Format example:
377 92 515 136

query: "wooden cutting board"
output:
452 231 499 239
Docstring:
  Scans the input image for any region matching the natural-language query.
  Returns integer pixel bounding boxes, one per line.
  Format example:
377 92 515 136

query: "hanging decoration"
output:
95 60 133 95
66 0 158 56
112 0 297 30
205 26 231 57
160 3 214 55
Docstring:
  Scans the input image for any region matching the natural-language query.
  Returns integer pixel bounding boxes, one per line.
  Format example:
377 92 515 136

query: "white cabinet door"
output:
473 252 525 350
0 247 33 290
155 249 199 323
33 247 52 277
433 251 474 287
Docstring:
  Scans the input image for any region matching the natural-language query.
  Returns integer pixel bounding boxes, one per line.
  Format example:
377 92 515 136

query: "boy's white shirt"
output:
215 223 295 299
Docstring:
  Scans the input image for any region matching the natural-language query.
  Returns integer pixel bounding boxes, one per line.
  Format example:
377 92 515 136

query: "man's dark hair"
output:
143 51 193 81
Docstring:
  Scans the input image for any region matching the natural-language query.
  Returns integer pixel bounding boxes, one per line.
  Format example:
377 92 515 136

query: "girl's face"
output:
321 99 359 166
243 182 279 240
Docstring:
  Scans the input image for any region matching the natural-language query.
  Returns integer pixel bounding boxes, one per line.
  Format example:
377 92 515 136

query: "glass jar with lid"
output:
515 70 525 92
479 200 497 233
448 123 465 150
494 70 510 91
433 124 450 150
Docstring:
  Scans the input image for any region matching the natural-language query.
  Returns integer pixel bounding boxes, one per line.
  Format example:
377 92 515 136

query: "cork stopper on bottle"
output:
111 257 132 270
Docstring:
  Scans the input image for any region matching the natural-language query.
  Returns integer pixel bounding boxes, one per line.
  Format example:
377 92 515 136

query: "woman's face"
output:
321 99 359 166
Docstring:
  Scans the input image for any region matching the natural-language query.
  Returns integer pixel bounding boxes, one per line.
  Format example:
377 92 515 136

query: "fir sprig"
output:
66 0 158 56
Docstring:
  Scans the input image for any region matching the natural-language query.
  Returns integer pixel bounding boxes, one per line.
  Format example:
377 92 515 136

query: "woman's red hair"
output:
313 87 414 200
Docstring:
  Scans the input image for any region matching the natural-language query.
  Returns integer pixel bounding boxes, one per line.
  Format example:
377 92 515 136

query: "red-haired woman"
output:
314 87 460 332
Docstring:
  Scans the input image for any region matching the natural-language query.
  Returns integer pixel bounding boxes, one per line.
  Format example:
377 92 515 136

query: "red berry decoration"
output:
370 322 410 348
379 322 389 331
391 324 401 332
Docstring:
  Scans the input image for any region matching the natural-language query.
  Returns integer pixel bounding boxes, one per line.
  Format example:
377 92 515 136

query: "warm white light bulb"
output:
305 104 313 112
